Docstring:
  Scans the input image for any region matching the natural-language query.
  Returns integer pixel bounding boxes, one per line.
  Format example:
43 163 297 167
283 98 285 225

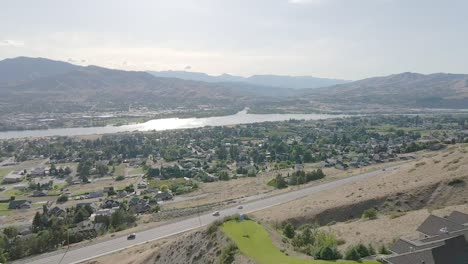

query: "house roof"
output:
416 215 465 236
385 248 436 264
386 235 468 264
447 211 468 226
8 200 31 209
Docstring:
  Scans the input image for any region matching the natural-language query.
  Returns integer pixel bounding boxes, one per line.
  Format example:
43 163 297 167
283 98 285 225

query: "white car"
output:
212 211 220 216
127 233 136 240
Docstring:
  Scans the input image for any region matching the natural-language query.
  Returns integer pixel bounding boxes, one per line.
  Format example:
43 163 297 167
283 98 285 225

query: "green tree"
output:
356 243 370 258
379 244 391 255
318 246 341 260
345 247 361 260
57 194 69 203
3 226 18 239
32 212 42 233
283 223 295 239
368 243 376 255
275 174 287 189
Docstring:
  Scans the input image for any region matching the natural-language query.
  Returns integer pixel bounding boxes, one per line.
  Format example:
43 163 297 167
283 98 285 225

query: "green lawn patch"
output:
0 167 15 181
3 189 26 197
222 220 378 264
128 166 144 175
110 164 126 176
0 202 10 216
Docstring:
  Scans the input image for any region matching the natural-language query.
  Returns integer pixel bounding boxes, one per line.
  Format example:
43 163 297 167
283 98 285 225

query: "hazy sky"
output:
1 0 467 79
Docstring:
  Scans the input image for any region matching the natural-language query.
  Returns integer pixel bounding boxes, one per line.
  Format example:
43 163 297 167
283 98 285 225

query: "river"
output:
0 110 347 140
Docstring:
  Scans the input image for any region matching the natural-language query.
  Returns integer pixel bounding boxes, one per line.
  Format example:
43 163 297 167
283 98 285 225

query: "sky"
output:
1 0 467 80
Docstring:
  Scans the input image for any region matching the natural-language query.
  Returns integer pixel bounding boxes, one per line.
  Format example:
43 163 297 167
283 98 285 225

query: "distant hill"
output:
0 57 266 113
0 57 80 85
148 70 350 89
305 72 468 109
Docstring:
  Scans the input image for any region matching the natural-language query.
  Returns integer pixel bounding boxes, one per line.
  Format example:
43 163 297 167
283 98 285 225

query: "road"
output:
24 165 399 264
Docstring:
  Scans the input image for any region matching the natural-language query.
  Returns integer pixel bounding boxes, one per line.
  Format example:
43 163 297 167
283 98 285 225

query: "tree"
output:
74 207 89 224
318 246 341 260
96 164 109 177
3 226 18 239
161 185 169 193
345 247 361 260
57 194 69 203
66 176 73 185
219 171 230 181
275 174 287 189
355 243 370 258
32 212 42 233
283 223 295 239
368 243 376 255
379 244 391 255
301 226 313 245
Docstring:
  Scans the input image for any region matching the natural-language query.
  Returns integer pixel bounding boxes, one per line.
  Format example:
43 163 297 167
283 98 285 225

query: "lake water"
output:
0 110 347 140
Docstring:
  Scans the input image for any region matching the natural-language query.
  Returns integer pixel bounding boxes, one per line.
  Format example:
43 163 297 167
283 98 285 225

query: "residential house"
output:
154 191 173 201
30 167 46 177
3 171 25 183
32 190 48 197
137 181 148 189
48 206 66 217
102 199 120 209
87 191 104 199
385 211 468 264
8 200 32 209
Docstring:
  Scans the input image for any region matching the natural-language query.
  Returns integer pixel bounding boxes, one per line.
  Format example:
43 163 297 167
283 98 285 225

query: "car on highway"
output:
212 211 220 216
237 205 243 209
127 233 136 240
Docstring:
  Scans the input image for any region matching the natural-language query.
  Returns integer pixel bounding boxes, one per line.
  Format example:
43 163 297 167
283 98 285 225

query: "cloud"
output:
288 0 327 5
0 39 24 47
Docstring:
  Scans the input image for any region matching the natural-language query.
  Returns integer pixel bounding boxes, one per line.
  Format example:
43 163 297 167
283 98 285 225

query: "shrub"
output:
115 175 125 181
379 244 391 255
206 220 223 235
448 178 465 186
57 195 68 203
220 243 237 264
362 208 378 220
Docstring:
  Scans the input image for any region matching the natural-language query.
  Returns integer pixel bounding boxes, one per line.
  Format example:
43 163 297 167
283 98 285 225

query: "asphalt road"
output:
25 165 400 264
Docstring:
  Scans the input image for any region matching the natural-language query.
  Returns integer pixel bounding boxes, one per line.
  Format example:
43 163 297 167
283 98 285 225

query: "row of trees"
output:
283 222 391 261
271 169 326 189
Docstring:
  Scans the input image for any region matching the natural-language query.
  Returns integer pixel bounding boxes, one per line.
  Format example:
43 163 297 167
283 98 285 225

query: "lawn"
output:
222 220 379 264
128 166 144 175
110 163 126 176
3 189 26 197
0 167 15 181
0 202 10 216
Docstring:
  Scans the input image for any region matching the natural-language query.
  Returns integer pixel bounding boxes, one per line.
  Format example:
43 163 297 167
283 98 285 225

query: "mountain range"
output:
0 57 467 114
306 72 468 109
148 70 349 90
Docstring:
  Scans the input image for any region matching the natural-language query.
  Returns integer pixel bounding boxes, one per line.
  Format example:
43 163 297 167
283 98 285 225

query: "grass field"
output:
0 202 10 216
0 167 15 181
222 220 379 264
110 164 126 176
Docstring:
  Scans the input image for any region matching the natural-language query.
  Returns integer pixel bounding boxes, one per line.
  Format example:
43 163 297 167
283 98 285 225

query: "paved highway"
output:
25 166 399 264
